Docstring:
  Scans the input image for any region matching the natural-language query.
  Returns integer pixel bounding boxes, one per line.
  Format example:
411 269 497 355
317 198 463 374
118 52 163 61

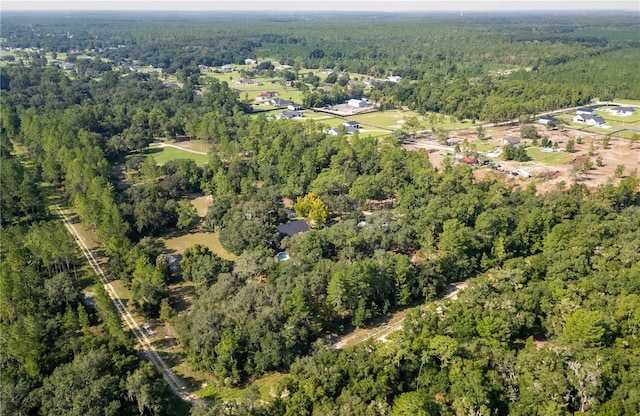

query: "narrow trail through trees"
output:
332 282 467 349
54 205 197 404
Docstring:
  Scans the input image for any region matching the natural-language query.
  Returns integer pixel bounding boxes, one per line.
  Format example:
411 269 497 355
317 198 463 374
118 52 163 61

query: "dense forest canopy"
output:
1 11 639 416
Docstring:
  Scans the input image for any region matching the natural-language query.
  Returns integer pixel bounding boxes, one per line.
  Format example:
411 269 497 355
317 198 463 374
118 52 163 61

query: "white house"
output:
347 99 370 108
343 120 360 129
326 126 358 136
573 114 606 126
539 115 558 125
387 75 402 83
608 106 636 117
576 107 597 116
287 103 304 111
220 64 235 73
244 58 257 65
276 110 304 120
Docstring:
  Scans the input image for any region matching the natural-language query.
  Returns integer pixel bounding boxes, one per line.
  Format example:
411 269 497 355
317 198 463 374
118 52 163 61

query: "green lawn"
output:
351 110 411 129
471 141 497 152
580 126 618 135
526 148 573 165
142 145 209 166
596 107 640 124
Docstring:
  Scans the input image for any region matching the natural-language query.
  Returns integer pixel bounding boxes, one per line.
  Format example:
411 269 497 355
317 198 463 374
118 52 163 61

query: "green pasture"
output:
526 148 573 165
142 145 209 166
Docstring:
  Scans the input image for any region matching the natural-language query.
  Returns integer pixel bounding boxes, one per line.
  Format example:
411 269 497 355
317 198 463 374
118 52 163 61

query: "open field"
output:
526 148 574 165
163 139 210 153
190 195 211 217
161 230 237 261
350 110 468 131
205 71 304 103
609 98 640 107
144 143 209 166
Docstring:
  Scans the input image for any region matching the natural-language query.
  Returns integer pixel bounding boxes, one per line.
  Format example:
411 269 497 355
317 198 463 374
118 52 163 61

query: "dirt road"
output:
55 205 197 403
150 141 207 155
332 282 467 349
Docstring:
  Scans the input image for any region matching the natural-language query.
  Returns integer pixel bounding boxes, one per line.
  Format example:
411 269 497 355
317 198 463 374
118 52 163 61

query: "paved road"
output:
55 205 196 404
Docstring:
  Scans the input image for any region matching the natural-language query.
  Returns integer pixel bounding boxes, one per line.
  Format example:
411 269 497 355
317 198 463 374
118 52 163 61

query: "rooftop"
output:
276 219 309 237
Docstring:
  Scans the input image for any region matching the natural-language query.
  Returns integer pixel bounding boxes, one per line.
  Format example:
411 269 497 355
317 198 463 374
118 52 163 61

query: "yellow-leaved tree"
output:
294 192 328 229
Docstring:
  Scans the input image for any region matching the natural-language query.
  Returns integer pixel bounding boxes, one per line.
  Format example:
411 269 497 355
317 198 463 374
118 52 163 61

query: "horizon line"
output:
3 8 638 12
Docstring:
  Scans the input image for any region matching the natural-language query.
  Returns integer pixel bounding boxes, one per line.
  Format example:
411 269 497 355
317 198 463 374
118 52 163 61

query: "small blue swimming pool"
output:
276 252 290 261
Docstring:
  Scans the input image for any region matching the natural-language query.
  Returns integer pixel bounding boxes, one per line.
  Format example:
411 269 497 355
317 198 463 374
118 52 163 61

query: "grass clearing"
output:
142 145 209 166
204 71 304 103
351 110 412 128
614 130 640 140
162 230 237 261
610 98 640 107
190 195 211 217
195 371 287 402
162 139 210 154
526 148 573 165
470 141 497 152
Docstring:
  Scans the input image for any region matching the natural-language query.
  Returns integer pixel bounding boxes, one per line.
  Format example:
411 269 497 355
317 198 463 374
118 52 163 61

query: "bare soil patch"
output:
416 125 640 194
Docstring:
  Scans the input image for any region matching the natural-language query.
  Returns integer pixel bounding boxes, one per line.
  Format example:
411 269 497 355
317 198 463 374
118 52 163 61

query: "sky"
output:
2 0 639 12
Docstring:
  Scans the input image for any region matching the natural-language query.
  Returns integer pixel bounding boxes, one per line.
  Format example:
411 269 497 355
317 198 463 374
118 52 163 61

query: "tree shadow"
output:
140 147 163 156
